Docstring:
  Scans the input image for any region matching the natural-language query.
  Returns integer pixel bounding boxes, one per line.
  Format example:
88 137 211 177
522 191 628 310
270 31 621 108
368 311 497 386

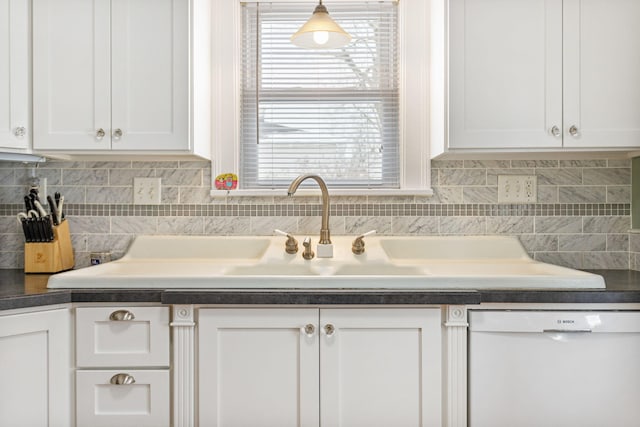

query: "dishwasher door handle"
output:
543 329 592 333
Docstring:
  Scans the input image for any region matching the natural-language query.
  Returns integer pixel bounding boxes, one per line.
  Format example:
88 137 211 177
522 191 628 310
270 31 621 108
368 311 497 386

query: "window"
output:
210 0 434 196
241 2 399 189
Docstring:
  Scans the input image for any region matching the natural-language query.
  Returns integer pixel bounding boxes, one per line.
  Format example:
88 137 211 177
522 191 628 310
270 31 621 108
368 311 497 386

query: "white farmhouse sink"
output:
47 235 605 289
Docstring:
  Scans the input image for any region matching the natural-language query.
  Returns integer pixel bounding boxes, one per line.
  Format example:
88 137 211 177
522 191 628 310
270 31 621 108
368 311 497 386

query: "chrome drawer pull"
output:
110 373 136 385
109 309 135 321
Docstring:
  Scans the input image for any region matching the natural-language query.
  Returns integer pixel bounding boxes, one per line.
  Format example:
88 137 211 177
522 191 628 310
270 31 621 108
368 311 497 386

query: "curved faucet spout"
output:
287 174 331 245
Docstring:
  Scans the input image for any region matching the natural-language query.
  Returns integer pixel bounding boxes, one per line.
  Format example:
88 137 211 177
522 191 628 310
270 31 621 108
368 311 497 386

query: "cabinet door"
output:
320 308 442 427
76 369 170 427
0 309 72 426
563 0 640 148
198 308 320 427
449 0 563 149
110 0 188 151
76 306 170 367
32 0 111 150
0 0 29 150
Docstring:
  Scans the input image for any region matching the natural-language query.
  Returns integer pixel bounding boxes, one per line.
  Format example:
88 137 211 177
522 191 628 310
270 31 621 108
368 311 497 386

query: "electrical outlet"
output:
133 177 162 204
498 175 537 203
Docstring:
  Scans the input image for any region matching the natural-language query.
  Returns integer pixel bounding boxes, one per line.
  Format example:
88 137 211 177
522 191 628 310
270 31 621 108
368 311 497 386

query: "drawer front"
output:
76 369 170 427
76 307 170 367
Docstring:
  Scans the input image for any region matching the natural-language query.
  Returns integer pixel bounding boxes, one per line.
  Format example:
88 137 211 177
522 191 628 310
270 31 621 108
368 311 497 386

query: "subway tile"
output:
111 217 158 234
161 187 180 204
558 186 606 203
63 169 108 186
345 216 392 235
534 252 584 269
537 186 558 203
535 168 582 185
250 216 297 235
68 216 111 234
630 233 640 252
558 234 606 251
606 186 631 203
583 216 630 233
299 216 345 236
486 216 534 234
391 217 438 235
156 169 203 186
559 159 606 168
439 217 486 234
429 187 463 204
157 217 204 235
464 160 510 169
0 169 13 185
87 234 135 253
607 159 631 168
204 217 252 235
132 161 180 169
86 161 132 169
607 234 629 252
431 160 463 169
109 169 155 185
518 234 558 252
582 252 629 269
535 217 582 233
86 187 133 204
583 168 631 185
463 187 498 204
439 169 486 186
511 160 559 168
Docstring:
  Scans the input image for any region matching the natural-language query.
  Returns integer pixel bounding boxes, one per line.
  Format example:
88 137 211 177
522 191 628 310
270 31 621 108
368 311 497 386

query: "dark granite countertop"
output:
1 269 639 311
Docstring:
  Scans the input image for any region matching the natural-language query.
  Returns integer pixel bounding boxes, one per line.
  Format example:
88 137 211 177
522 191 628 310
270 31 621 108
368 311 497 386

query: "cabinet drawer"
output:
76 369 169 427
76 307 169 367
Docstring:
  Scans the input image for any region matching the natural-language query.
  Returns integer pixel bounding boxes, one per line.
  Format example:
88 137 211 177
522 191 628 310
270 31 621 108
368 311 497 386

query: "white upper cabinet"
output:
32 0 210 158
442 0 640 156
562 0 640 148
0 0 30 151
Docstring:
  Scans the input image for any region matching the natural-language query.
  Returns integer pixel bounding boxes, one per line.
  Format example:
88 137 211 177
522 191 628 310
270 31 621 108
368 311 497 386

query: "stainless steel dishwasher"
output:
468 310 640 427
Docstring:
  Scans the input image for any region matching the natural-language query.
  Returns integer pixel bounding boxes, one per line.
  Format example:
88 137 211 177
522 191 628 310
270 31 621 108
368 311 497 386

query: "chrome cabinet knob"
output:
302 323 316 337
109 309 135 321
14 126 26 137
95 128 106 140
323 323 335 337
110 373 136 385
569 125 579 137
550 126 561 137
113 128 123 140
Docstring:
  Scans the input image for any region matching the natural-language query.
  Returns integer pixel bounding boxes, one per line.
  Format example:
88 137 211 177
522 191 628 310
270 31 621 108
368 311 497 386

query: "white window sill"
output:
210 188 434 198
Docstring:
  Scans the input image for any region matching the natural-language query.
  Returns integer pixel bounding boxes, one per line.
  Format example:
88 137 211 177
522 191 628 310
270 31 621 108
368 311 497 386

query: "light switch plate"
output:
133 177 162 204
498 175 537 203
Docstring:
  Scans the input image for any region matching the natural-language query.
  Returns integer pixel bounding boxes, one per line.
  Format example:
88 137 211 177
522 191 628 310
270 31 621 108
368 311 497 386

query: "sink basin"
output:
381 236 530 261
47 235 605 289
122 235 271 260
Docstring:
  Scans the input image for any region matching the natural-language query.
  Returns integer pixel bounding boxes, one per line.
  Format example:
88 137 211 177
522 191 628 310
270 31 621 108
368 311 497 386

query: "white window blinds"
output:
241 1 399 189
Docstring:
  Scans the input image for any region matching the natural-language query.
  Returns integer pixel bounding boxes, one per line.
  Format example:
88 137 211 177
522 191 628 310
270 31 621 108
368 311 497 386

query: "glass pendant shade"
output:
291 1 351 49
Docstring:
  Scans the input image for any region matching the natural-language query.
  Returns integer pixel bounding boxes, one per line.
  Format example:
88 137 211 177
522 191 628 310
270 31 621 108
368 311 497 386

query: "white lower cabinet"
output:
0 308 72 427
74 306 170 427
76 369 170 427
198 307 442 427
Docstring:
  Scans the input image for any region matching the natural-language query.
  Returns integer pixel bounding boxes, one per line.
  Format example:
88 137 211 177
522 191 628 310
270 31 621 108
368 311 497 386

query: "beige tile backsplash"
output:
0 158 636 270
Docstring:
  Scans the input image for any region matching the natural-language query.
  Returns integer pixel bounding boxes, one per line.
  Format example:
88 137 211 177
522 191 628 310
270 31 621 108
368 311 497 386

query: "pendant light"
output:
291 0 351 49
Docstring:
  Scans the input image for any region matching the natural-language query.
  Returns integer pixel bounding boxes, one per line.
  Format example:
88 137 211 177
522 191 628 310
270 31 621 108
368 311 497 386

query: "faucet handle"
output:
302 237 315 260
274 229 298 254
352 230 376 255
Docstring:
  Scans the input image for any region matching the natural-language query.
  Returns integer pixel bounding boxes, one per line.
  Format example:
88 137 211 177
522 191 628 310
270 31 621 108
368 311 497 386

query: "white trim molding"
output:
170 305 196 427
444 305 468 427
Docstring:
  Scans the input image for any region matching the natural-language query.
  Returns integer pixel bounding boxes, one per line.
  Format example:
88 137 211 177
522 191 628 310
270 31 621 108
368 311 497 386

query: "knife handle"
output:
47 195 59 225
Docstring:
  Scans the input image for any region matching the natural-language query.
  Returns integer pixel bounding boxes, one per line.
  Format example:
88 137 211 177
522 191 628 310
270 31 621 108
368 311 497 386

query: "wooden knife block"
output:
24 220 75 273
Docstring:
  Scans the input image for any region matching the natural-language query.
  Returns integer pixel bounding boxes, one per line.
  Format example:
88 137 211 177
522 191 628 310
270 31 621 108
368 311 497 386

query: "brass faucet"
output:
287 174 332 257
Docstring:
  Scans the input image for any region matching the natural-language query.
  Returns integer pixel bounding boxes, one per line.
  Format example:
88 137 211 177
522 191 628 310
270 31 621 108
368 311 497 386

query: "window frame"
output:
210 0 435 197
